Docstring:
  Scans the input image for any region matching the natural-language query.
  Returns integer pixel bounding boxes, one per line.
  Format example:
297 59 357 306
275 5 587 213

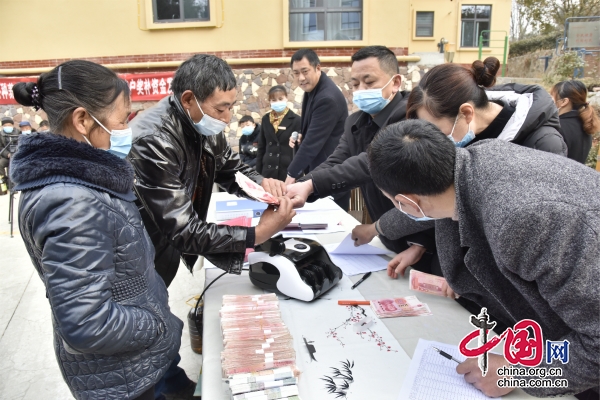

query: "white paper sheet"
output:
294 197 339 212
328 253 390 276
279 276 412 400
397 339 500 400
325 233 393 255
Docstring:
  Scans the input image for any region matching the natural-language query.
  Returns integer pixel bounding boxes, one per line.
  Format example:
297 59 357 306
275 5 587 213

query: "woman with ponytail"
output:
9 60 182 400
552 80 600 163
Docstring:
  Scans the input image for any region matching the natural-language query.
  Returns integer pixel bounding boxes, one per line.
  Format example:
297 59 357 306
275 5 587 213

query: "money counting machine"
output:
248 236 343 302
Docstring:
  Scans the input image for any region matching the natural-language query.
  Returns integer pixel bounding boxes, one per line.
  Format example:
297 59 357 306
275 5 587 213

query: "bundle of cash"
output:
235 172 279 205
370 295 432 318
221 294 299 398
409 269 448 297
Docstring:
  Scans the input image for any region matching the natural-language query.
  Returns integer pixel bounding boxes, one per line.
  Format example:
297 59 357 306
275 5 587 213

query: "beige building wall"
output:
409 0 512 65
0 0 509 65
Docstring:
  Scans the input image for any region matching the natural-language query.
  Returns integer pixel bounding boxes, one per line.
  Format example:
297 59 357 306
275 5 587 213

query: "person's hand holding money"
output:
255 197 296 245
387 244 426 278
261 178 287 197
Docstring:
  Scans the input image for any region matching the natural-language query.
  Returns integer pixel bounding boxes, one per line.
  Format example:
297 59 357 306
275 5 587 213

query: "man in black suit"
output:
286 46 436 265
285 49 350 210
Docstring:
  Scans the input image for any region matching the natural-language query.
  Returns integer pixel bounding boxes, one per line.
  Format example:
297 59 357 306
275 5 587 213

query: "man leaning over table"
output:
368 119 599 399
285 46 436 272
128 54 295 400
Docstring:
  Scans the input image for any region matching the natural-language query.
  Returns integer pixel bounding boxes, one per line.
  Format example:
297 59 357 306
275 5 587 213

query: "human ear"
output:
459 103 475 125
71 107 92 136
180 90 195 111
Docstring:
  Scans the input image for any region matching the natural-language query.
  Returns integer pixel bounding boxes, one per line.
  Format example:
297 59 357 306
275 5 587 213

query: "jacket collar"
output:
559 110 579 119
10 132 135 199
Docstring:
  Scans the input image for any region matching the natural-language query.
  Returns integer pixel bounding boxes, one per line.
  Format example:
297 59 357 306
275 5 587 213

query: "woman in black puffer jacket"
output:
10 60 182 400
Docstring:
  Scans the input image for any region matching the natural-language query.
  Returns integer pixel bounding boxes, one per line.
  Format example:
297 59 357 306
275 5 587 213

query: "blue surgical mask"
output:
3 126 13 133
448 115 475 148
21 130 32 135
89 115 133 159
241 126 254 135
271 101 287 113
187 95 227 137
396 194 439 221
352 75 397 115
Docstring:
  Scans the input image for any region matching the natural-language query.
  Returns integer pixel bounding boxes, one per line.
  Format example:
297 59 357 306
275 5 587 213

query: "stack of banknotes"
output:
409 269 449 297
221 293 300 399
370 295 432 318
235 172 279 205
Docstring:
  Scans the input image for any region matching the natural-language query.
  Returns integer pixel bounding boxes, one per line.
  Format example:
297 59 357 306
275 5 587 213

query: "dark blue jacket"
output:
286 72 348 178
11 133 182 400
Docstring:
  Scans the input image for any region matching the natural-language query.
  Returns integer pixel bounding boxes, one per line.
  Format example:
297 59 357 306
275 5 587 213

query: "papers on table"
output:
397 339 500 400
322 234 393 276
294 197 339 213
326 233 393 255
328 254 390 276
281 212 346 235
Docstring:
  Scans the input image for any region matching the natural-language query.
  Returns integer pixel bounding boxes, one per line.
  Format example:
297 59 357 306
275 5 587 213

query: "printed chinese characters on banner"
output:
0 72 175 105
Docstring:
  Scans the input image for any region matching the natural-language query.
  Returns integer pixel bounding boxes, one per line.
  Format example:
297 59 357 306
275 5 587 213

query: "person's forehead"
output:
351 58 388 80
206 88 237 105
292 58 313 70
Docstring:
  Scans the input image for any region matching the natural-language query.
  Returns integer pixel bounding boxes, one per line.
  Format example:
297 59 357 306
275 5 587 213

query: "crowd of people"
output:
4 45 599 400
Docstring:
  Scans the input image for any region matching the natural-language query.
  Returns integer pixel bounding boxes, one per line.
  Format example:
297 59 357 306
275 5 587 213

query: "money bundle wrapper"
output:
235 172 279 205
221 294 299 399
409 269 449 297
370 295 432 318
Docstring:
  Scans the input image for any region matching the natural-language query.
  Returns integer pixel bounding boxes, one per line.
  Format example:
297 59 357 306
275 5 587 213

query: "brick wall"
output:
0 47 408 71
1 63 431 152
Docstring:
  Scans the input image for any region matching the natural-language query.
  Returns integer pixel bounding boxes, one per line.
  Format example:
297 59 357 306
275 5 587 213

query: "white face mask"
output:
187 95 228 137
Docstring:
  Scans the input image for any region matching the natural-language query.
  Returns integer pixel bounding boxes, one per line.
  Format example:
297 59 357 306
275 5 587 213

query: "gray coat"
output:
388 140 600 396
11 133 183 400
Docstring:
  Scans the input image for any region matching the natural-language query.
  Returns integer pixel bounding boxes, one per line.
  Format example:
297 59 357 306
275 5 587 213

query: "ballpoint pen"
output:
351 272 372 289
432 347 462 363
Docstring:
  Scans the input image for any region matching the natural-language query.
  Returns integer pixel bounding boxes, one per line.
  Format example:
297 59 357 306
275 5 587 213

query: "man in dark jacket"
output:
369 120 599 399
285 46 435 262
129 54 292 286
128 54 295 400
238 115 260 167
368 83 568 277
0 117 21 195
285 49 350 210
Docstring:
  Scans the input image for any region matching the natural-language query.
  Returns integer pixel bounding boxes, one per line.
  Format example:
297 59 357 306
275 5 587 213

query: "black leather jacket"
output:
128 96 263 286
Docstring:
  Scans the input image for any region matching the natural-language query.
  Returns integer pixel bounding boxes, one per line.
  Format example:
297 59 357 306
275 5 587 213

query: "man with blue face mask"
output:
238 115 260 168
0 117 18 195
286 46 436 268
127 55 296 400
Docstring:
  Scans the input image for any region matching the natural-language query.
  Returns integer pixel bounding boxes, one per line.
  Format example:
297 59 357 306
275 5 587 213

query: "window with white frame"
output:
153 0 210 23
289 0 363 42
415 11 434 37
461 5 491 47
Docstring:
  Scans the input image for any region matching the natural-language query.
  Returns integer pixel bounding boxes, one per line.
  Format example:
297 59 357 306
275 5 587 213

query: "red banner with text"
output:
0 72 175 105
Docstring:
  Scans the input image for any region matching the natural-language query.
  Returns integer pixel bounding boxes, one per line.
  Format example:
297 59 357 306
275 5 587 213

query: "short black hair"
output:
290 49 320 69
268 85 287 99
239 115 255 125
172 54 237 102
39 120 49 128
368 119 456 196
351 46 399 75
